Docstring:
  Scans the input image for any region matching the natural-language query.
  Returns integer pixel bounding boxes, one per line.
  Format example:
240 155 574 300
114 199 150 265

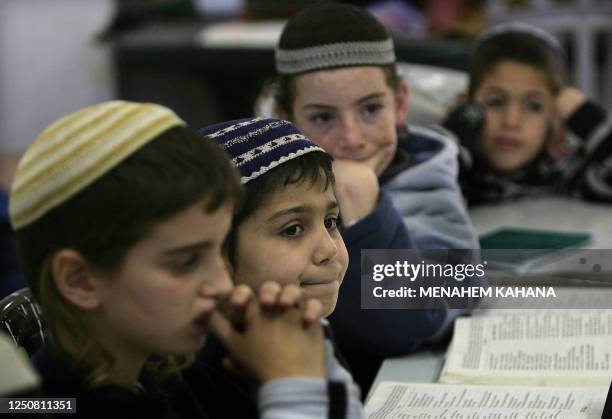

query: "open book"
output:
439 309 612 386
365 381 608 419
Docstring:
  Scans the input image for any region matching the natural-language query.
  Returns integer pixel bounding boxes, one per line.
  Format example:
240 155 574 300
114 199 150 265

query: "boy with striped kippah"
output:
10 101 363 418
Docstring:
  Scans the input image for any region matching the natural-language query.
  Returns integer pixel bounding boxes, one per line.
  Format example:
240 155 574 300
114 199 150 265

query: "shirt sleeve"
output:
566 100 612 201
341 189 415 250
332 190 447 357
258 320 364 419
258 377 364 419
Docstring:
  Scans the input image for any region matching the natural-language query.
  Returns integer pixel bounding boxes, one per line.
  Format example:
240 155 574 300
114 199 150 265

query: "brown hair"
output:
468 31 567 98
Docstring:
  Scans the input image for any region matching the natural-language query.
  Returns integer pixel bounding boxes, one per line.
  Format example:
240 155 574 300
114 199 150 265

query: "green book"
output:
479 228 592 273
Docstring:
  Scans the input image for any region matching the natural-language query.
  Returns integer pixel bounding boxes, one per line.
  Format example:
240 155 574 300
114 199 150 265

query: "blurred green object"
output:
479 227 592 249
479 227 592 273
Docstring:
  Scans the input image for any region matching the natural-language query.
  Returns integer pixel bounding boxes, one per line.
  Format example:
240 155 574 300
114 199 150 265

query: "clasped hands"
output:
210 282 327 383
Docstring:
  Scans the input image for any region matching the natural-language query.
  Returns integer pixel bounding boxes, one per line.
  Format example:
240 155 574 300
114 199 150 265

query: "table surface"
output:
367 350 445 402
469 195 612 249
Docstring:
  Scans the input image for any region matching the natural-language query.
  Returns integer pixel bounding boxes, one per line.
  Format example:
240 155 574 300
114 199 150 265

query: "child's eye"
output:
309 112 334 125
483 97 505 109
361 103 383 117
525 100 543 113
324 216 339 231
282 224 303 237
171 253 201 274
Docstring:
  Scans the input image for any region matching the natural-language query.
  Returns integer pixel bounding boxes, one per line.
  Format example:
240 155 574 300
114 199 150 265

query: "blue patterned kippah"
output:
199 118 326 184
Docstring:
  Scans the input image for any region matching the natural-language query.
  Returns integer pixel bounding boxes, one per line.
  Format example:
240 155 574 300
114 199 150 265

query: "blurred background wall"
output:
0 0 115 155
0 0 610 189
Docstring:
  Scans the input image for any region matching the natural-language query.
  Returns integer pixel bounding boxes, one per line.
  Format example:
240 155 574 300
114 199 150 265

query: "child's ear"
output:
51 249 101 311
394 79 410 126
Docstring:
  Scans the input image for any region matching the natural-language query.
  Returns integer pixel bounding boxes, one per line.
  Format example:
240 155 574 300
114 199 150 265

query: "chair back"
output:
0 288 45 357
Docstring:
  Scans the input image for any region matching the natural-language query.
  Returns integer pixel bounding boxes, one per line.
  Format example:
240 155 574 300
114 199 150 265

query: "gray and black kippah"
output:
276 3 396 75
476 22 565 58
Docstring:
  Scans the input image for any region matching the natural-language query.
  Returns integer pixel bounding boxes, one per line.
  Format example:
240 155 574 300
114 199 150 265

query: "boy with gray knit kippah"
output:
271 2 480 394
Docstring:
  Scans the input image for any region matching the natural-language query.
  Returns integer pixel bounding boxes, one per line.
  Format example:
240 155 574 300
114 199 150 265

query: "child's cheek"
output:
301 286 318 304
302 283 340 315
480 119 498 150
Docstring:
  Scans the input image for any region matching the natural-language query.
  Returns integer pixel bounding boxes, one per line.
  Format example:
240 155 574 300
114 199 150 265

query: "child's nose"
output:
503 103 522 128
313 229 338 265
200 255 233 300
338 115 366 151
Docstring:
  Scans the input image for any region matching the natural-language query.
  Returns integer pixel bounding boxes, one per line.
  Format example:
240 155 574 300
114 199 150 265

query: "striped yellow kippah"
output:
9 100 185 229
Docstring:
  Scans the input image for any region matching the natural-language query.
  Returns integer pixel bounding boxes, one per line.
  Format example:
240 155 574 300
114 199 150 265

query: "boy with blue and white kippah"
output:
200 117 364 414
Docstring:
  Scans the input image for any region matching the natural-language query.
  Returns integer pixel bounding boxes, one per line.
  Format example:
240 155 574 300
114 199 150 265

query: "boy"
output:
271 3 480 392
199 117 364 417
201 117 347 318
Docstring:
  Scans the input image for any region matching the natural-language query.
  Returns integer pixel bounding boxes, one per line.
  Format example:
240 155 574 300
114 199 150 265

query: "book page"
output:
440 310 612 386
365 382 607 419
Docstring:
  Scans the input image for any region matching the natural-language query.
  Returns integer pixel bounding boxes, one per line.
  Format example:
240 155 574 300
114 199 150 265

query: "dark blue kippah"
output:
199 118 325 184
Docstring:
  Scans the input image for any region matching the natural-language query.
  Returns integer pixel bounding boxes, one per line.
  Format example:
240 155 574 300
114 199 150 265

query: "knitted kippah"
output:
476 22 565 58
199 118 325 184
10 100 185 229
276 3 395 75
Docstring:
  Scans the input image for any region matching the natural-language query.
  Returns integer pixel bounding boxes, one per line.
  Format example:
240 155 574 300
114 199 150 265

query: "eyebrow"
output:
302 92 386 111
482 86 547 98
266 200 339 223
160 240 214 256
523 91 547 100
